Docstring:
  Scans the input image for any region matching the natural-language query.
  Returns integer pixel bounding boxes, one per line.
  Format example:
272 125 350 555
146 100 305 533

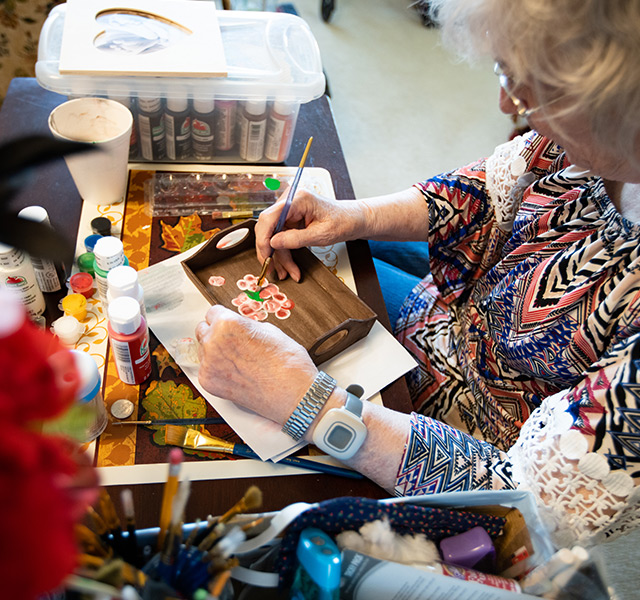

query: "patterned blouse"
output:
392 131 640 547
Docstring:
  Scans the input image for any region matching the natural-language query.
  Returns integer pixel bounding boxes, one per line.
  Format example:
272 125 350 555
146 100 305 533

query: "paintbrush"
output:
197 486 263 552
164 424 363 479
112 417 226 426
256 136 313 287
158 447 184 550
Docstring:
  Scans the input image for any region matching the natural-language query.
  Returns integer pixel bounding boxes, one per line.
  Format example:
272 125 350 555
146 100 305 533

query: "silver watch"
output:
282 371 337 441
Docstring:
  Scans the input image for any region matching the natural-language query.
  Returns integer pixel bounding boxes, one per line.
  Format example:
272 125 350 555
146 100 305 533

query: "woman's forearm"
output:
351 186 429 242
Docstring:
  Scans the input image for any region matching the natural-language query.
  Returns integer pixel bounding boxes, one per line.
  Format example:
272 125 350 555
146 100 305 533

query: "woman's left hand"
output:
195 305 318 424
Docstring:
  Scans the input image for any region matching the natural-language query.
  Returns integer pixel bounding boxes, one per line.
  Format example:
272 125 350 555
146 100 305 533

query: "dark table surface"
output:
0 78 412 525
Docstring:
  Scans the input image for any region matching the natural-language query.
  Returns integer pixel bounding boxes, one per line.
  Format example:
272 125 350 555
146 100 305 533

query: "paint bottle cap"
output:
193 97 214 114
107 265 139 298
272 100 296 116
93 236 125 271
18 205 51 225
0 287 27 337
62 293 88 321
77 252 96 276
51 315 85 346
168 97 189 112
244 99 266 116
108 296 141 335
69 349 101 402
70 272 95 298
91 217 112 236
84 234 102 253
138 95 162 113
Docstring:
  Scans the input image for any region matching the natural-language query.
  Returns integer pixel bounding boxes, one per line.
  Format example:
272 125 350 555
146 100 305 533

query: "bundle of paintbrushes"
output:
72 454 265 600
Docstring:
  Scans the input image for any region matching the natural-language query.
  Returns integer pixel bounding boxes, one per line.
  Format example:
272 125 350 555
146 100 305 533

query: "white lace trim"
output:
485 135 531 232
508 390 640 548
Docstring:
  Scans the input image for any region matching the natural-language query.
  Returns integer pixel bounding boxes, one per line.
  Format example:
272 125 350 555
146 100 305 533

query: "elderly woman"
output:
195 0 640 548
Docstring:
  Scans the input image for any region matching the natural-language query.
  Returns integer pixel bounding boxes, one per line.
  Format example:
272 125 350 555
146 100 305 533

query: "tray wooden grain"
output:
182 220 376 364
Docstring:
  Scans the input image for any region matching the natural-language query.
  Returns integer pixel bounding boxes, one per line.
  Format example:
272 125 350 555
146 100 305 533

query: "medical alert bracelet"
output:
281 371 337 441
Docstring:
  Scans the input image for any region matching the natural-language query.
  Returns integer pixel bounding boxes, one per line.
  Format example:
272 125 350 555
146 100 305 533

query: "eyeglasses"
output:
494 62 539 118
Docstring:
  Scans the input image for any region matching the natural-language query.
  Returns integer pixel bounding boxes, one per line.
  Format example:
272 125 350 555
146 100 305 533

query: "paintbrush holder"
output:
182 219 377 364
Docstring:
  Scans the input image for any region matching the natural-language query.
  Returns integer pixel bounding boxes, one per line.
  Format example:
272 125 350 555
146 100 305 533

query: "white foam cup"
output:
48 97 133 205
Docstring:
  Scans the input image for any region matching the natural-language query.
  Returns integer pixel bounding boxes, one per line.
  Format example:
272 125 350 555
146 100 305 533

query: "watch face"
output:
326 423 355 451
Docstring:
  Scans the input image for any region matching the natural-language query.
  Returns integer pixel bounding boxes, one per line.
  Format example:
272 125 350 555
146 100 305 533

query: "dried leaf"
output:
153 345 180 376
160 214 220 253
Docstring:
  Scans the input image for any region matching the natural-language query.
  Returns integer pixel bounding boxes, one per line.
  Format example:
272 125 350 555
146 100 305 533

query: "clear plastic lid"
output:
36 5 325 102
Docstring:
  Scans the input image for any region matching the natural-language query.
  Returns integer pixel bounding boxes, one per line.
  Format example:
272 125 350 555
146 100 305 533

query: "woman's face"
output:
498 85 640 183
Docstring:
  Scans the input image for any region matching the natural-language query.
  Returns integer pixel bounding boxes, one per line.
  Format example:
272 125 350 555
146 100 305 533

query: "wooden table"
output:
0 78 412 525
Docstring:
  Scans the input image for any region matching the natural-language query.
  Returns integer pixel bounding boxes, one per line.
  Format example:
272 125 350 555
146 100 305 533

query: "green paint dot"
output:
264 177 281 191
244 289 264 302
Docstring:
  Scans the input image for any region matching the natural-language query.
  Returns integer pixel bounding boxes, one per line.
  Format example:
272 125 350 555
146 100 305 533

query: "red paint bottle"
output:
107 296 151 385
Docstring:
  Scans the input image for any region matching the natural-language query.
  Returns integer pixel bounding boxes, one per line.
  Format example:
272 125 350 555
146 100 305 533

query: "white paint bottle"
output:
93 236 128 309
107 265 147 321
0 242 46 318
17 206 67 293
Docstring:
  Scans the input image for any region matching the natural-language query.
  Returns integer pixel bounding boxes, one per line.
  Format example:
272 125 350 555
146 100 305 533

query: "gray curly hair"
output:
429 0 640 158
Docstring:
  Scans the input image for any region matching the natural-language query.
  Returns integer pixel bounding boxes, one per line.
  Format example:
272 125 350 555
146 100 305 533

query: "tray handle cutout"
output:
186 219 258 271
308 318 374 365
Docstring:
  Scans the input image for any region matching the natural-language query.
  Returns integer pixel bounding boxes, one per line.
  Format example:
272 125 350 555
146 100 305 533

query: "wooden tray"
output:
182 220 376 364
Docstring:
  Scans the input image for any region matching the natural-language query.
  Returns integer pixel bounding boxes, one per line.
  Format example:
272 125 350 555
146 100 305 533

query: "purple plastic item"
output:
439 526 497 572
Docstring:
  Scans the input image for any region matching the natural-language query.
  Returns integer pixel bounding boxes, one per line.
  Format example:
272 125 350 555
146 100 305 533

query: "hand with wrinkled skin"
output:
194 305 410 492
255 189 365 282
195 305 318 425
255 187 429 282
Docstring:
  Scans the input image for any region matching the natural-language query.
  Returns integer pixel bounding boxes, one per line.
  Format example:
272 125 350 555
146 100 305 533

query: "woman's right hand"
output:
255 189 365 281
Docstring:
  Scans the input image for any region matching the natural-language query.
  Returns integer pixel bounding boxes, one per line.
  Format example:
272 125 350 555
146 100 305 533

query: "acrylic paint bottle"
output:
107 296 152 385
107 264 147 321
238 99 267 162
0 242 46 318
165 97 192 160
137 95 166 161
44 349 108 442
214 99 237 151
17 206 67 294
93 236 129 308
191 98 216 161
264 100 298 162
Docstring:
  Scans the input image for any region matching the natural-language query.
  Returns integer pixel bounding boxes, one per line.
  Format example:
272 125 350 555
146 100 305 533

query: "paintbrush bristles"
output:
164 425 236 454
219 485 263 525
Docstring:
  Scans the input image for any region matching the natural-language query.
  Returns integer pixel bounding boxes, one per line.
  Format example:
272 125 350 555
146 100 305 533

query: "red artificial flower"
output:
0 316 77 424
0 297 98 599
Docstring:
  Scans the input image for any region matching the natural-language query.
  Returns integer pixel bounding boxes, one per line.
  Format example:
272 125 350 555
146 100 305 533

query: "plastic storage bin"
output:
36 4 325 164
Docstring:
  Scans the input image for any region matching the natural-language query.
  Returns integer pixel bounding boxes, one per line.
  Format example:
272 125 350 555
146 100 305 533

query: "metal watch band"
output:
282 371 337 441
